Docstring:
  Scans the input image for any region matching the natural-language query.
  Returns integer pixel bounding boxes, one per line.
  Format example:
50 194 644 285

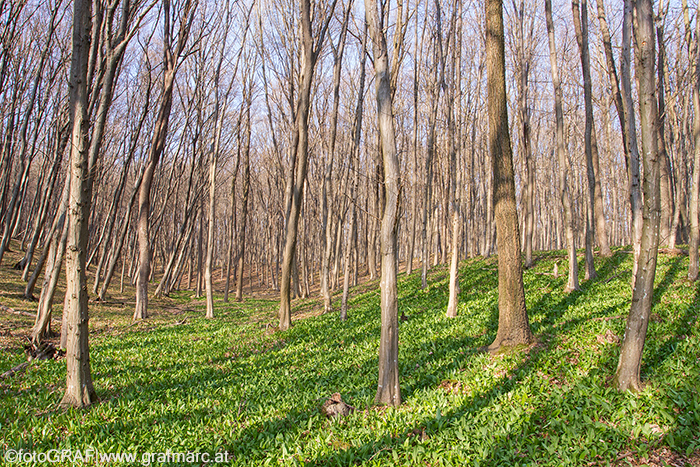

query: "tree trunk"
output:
134 0 195 320
99 173 143 301
572 0 601 281
656 1 673 248
546 0 580 293
614 0 661 391
366 0 401 407
446 3 461 319
236 89 253 301
279 0 335 330
321 3 350 313
22 119 67 282
596 0 642 256
622 0 644 283
486 0 533 351
421 2 443 289
689 0 700 281
60 0 96 408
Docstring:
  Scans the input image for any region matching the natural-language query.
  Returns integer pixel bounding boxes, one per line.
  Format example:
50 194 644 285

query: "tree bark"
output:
572 0 603 281
135 0 195 320
486 0 533 351
366 0 401 407
321 2 350 313
622 0 644 283
236 87 253 301
278 0 336 330
546 0 580 293
596 0 641 258
421 0 444 289
689 0 700 281
614 0 661 391
446 1 461 318
60 0 96 408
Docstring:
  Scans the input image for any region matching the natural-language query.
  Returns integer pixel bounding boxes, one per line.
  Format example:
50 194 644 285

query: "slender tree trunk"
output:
22 119 67 281
407 19 423 276
486 0 533 351
656 0 673 248
134 0 195 320
196 205 203 298
0 3 58 266
622 0 644 283
30 194 69 342
236 91 253 301
366 0 401 407
321 3 350 313
446 2 461 318
279 0 335 330
546 0 580 293
573 0 600 280
99 174 142 301
615 0 661 391
689 0 700 281
421 3 443 289
60 0 96 408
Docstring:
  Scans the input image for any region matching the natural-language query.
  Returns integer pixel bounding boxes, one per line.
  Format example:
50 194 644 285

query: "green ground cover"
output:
1 248 699 466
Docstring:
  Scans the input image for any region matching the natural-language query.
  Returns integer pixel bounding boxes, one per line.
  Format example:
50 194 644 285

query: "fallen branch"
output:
0 303 35 318
1 303 61 323
1 362 30 379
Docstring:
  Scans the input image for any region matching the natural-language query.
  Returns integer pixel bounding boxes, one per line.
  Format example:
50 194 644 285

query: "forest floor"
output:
1 243 699 466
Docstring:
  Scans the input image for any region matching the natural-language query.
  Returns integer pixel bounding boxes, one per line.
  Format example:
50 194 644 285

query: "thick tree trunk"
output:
546 0 580 293
486 0 533 351
615 0 661 391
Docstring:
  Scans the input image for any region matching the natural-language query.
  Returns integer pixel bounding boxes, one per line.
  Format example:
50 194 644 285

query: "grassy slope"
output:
1 248 699 466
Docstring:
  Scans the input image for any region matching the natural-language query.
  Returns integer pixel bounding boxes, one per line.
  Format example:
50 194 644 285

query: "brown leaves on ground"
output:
597 329 621 345
614 448 700 467
438 379 471 395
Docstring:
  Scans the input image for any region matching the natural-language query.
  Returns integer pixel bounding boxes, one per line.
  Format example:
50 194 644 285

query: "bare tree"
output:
545 0 579 293
446 0 462 318
614 0 661 391
596 0 642 262
365 0 402 406
278 0 337 330
236 78 254 302
135 0 196 320
688 0 700 281
572 0 607 281
60 0 96 408
486 0 533 351
321 0 351 313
